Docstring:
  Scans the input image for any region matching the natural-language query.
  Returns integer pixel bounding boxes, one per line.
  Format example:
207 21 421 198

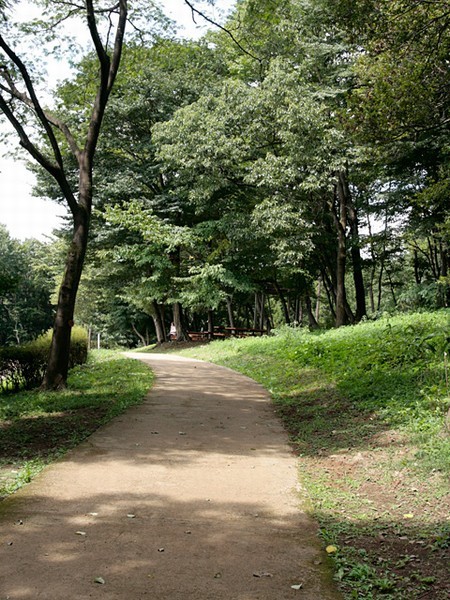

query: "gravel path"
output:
0 353 341 599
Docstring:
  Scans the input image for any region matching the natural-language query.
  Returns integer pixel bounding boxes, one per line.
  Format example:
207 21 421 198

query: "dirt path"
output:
0 354 341 599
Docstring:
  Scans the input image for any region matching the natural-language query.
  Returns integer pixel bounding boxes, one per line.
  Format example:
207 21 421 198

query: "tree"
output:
0 1 157 387
0 225 54 344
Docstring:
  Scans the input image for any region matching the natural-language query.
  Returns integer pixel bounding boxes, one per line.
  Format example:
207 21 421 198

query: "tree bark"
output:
42 203 90 389
330 175 349 327
305 296 319 330
226 296 235 328
346 187 366 322
151 301 166 344
172 302 188 342
207 310 214 339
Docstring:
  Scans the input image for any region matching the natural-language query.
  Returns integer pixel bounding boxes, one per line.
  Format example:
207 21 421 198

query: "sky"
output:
0 0 235 241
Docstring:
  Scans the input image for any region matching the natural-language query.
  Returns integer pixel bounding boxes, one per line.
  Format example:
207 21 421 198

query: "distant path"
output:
0 353 341 599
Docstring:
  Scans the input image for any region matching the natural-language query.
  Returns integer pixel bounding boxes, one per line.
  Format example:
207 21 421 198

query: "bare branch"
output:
183 0 262 65
0 34 75 169
0 66 81 158
85 0 127 161
0 92 79 215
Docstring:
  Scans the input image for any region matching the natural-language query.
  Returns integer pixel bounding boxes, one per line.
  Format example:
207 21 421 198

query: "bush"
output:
0 326 88 392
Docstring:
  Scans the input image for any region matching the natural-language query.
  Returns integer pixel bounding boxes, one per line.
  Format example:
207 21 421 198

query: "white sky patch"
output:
0 0 236 241
0 157 68 241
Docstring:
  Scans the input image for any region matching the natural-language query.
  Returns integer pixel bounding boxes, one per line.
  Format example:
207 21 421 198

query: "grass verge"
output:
172 311 450 600
0 350 153 499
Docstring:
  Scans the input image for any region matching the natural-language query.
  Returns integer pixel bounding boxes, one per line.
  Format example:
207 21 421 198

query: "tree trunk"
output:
151 301 166 344
347 194 366 322
330 175 349 327
305 296 319 330
42 208 89 389
315 278 321 323
274 281 290 325
226 296 235 328
321 270 337 321
207 310 214 339
132 323 147 347
173 302 188 342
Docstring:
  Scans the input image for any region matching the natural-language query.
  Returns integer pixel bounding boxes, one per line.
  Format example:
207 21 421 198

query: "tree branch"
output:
0 34 72 169
0 92 79 215
183 0 262 65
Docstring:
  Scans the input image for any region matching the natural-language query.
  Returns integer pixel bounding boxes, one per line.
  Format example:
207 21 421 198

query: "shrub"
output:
0 326 88 392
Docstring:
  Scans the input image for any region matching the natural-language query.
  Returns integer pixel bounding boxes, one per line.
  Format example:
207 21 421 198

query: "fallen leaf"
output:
75 531 87 536
127 514 136 518
214 573 222 579
253 571 273 578
94 577 105 585
291 583 303 590
158 548 165 552
403 513 414 519
326 545 338 554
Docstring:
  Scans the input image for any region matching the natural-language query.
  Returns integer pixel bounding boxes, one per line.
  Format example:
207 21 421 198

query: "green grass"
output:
0 350 154 499
175 310 450 599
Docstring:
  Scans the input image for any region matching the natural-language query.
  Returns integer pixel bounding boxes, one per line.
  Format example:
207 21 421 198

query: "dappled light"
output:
0 354 340 599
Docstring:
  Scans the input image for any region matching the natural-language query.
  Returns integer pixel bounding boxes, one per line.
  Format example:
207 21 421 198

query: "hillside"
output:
178 311 450 599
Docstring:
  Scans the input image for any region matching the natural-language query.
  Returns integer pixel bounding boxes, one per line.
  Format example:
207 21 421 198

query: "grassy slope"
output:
0 350 153 498
176 310 450 600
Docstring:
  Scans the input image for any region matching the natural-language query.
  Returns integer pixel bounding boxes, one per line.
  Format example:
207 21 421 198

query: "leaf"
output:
127 514 136 518
326 545 338 554
75 531 87 536
291 583 303 590
403 513 414 519
94 577 105 584
253 571 273 578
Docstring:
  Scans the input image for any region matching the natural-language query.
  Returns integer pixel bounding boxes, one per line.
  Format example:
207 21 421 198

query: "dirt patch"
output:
297 438 449 598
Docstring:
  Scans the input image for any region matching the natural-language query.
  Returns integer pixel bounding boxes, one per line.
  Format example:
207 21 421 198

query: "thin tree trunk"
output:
329 176 348 327
274 281 290 325
132 323 147 346
207 310 214 339
321 270 337 321
296 297 303 325
377 259 385 311
305 296 319 330
226 296 235 329
151 301 166 344
315 279 321 323
347 197 366 322
259 293 266 330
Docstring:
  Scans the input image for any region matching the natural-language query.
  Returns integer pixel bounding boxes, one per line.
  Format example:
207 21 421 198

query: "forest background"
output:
0 0 449 349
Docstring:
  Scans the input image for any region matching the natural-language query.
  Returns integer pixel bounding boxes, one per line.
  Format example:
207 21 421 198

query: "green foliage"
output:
0 326 88 393
0 225 54 345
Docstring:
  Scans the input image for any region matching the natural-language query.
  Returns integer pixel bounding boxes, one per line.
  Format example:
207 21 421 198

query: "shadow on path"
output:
0 353 341 600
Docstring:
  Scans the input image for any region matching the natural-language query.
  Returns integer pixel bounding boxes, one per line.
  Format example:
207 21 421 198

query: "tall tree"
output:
0 1 162 387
